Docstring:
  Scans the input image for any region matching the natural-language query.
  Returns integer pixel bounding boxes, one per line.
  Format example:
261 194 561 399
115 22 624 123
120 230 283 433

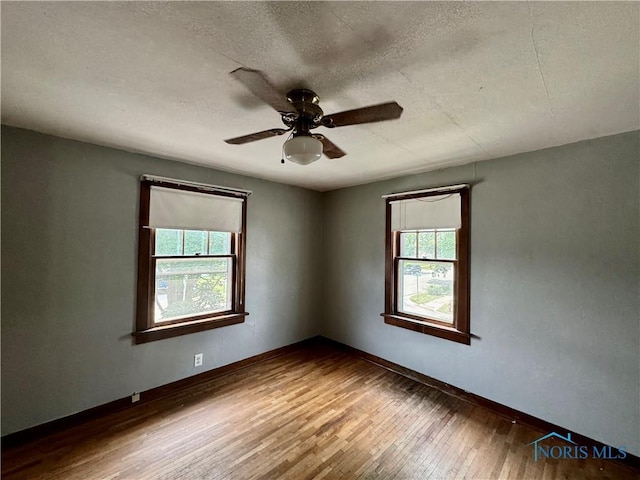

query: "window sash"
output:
151 254 237 327
154 229 232 257
399 229 457 261
395 257 456 263
394 258 456 325
153 254 233 259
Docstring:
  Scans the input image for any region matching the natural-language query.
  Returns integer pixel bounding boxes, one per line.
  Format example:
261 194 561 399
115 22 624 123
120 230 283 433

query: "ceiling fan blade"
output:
224 128 289 145
322 101 403 128
314 134 346 159
230 68 297 114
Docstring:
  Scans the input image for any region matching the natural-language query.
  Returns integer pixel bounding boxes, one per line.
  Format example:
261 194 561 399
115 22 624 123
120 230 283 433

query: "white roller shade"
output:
148 186 243 232
391 193 461 231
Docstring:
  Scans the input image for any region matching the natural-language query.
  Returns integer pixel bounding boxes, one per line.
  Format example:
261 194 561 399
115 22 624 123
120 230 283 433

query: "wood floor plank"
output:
2 343 638 480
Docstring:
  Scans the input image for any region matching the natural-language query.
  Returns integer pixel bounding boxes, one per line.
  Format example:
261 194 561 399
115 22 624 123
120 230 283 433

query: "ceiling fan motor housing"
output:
285 89 324 133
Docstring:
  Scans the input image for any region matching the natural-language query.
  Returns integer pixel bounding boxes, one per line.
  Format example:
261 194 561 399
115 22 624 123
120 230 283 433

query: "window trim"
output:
381 186 470 345
134 179 248 344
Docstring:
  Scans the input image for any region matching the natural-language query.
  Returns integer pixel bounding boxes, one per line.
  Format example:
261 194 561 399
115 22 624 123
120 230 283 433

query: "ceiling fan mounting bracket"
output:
286 89 320 105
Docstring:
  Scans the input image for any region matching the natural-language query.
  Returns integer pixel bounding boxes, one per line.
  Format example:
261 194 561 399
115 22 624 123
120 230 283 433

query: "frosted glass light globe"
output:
283 136 323 165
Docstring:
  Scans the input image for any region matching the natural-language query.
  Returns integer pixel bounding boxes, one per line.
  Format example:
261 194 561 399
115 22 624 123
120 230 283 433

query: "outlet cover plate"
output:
194 353 203 367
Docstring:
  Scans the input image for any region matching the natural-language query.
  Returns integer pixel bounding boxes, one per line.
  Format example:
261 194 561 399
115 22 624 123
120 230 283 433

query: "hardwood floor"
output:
2 342 637 480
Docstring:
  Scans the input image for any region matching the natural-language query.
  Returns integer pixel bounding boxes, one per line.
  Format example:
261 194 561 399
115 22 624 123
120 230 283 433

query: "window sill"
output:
133 312 248 344
381 313 470 345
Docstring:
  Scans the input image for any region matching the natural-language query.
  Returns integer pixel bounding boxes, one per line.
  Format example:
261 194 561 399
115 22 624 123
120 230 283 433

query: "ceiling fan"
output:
224 68 403 165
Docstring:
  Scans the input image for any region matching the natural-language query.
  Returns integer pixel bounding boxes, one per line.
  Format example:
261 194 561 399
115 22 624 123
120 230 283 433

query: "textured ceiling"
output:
2 2 638 191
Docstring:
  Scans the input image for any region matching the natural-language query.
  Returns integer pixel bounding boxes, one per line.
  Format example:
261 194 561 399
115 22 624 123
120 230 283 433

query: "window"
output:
382 185 470 344
134 177 249 344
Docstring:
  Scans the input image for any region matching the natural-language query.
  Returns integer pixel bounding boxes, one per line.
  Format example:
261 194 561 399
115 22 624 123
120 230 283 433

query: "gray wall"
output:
3 126 639 457
321 131 640 456
1 126 323 435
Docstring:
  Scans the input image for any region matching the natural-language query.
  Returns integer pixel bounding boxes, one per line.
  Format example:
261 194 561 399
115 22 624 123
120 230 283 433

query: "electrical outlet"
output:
194 353 203 367
131 392 140 403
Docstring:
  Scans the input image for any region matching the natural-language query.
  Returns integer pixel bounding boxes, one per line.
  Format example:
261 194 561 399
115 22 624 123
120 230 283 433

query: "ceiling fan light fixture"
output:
283 135 323 165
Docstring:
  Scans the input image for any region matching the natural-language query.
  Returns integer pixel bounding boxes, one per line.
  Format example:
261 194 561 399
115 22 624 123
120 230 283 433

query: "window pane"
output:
397 260 454 323
209 231 231 255
155 229 183 256
184 230 208 256
436 230 456 260
401 232 417 257
418 231 435 259
155 257 232 322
